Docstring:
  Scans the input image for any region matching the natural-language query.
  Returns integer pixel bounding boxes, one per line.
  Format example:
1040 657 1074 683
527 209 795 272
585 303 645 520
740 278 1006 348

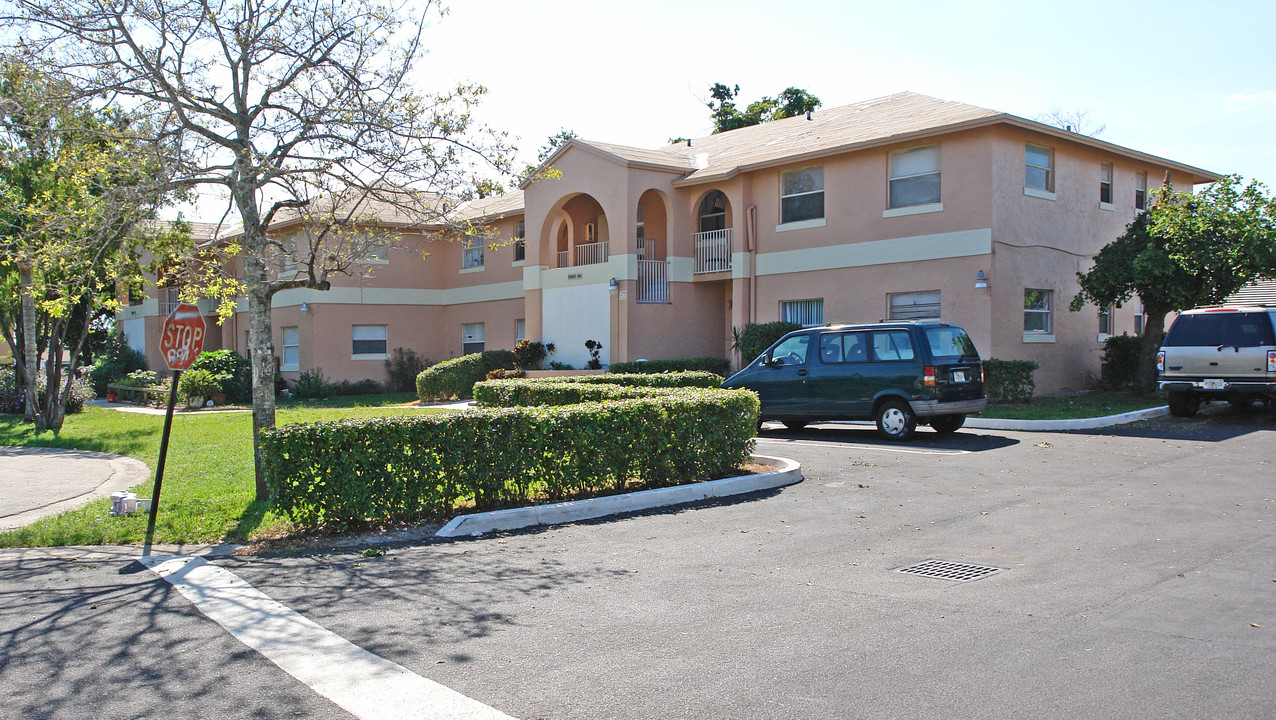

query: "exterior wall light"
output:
300 302 310 312
975 270 988 289
608 277 617 291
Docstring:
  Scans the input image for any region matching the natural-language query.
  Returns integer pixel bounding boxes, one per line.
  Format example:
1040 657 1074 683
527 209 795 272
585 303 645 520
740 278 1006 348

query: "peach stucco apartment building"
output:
121 92 1219 394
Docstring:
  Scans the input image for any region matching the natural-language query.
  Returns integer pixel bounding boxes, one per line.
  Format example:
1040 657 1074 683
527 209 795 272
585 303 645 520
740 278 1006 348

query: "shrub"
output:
88 332 147 394
511 340 548 370
1100 334 1142 391
292 368 332 400
415 350 517 401
188 350 252 401
116 369 160 388
177 368 224 403
473 371 724 407
584 339 604 370
261 386 759 530
609 357 731 376
332 378 385 396
486 368 525 380
735 321 803 365
0 365 96 414
384 347 428 393
984 358 1039 403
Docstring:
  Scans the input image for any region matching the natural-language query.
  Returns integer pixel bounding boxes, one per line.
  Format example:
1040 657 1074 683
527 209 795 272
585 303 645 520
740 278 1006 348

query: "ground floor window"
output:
1098 304 1114 336
888 291 941 320
515 319 526 344
781 298 824 327
281 327 299 370
352 325 388 356
462 323 485 355
1024 289 1053 334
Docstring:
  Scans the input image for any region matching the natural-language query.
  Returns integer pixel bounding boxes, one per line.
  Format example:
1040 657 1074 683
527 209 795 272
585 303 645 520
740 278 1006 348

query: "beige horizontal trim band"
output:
755 227 992 276
272 281 525 308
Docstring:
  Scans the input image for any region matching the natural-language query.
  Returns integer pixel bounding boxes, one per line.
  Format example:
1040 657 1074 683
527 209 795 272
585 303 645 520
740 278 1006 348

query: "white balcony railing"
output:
557 250 569 268
637 259 669 304
694 228 732 274
575 240 609 267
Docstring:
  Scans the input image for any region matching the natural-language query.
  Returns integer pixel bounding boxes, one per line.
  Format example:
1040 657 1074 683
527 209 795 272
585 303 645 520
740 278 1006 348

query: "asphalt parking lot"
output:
2 406 1274 719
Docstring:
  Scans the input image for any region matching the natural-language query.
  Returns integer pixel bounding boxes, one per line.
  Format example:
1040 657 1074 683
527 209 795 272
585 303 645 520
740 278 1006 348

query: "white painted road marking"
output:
140 556 516 720
755 438 970 456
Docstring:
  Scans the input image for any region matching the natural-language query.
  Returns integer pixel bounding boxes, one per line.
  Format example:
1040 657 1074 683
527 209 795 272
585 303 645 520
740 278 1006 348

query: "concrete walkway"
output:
0 446 150 531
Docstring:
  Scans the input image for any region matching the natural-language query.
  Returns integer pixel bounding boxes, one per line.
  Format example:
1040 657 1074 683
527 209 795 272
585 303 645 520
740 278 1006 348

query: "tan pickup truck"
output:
1157 306 1276 417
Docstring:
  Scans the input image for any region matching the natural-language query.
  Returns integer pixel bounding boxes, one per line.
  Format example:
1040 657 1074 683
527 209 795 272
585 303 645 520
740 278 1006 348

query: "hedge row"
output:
473 372 722 407
608 357 731 376
984 358 1039 403
416 350 517 401
261 387 759 530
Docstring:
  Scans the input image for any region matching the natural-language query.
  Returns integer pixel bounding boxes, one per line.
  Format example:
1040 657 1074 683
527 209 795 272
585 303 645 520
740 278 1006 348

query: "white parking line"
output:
140 556 516 720
755 438 970 456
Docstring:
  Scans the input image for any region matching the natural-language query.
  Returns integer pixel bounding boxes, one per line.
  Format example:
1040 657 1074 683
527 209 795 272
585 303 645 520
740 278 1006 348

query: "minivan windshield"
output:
1163 312 1276 347
924 327 979 361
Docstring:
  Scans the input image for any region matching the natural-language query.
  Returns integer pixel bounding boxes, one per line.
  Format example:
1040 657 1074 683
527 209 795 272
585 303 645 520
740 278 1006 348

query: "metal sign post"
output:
142 303 206 557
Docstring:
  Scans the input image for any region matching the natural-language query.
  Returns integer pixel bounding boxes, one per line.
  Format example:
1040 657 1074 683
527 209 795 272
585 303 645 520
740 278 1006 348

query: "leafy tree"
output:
705 84 822 134
7 0 513 498
0 59 189 431
1071 175 1276 393
519 128 577 182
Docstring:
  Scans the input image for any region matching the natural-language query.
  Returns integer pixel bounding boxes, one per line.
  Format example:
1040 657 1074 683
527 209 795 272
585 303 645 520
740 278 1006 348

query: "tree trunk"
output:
1137 299 1171 396
20 269 41 428
246 259 277 502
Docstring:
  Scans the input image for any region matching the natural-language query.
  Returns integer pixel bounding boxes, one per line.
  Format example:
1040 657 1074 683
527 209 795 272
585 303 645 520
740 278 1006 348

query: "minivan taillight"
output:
1268 350 1276 372
923 366 936 387
1157 351 1165 372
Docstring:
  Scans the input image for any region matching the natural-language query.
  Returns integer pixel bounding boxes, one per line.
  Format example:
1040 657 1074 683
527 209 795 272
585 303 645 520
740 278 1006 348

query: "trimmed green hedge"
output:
984 358 1039 403
416 350 517 401
261 387 759 530
609 357 731 376
473 371 722 407
736 321 803 365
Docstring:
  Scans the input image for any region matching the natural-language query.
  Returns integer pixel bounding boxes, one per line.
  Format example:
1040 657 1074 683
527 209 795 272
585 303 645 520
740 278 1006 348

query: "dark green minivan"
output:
722 321 987 440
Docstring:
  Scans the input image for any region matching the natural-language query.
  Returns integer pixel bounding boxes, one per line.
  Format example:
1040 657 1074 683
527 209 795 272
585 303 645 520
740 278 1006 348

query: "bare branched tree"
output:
1035 106 1106 137
5 0 514 499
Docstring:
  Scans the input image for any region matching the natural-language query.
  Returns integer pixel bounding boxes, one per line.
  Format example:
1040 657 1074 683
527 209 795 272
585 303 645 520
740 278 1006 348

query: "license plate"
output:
951 371 967 383
1202 379 1225 390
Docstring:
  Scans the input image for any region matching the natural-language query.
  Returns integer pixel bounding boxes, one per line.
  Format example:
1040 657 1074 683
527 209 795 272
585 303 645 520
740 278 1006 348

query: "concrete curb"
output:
966 405 1170 431
436 454 802 538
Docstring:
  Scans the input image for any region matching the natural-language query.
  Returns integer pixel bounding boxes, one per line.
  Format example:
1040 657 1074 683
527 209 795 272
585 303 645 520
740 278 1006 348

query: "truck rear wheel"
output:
1168 390 1199 418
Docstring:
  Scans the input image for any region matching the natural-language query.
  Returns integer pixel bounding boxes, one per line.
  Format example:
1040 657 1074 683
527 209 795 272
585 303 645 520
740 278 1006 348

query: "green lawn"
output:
981 391 1164 420
0 395 444 549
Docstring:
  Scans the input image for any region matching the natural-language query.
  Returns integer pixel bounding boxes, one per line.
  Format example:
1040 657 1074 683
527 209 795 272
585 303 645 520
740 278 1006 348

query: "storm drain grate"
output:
895 559 1003 582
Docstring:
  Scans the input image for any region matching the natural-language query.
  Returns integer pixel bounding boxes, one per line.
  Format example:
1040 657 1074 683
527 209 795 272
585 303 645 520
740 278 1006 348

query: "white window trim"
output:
511 260 525 268
1024 289 1054 337
775 218 827 232
351 352 391 360
352 324 388 360
1099 202 1115 212
1025 144 1054 194
281 327 300 371
882 202 943 219
1023 333 1056 343
459 265 486 274
1024 187 1057 201
887 145 941 210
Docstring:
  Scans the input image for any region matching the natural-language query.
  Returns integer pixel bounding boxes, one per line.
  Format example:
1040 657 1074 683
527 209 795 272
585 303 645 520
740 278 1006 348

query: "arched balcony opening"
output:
694 190 733 274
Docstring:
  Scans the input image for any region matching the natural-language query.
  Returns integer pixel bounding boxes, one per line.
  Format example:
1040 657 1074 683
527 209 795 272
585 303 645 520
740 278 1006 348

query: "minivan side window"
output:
769 334 810 365
818 332 869 364
871 330 916 361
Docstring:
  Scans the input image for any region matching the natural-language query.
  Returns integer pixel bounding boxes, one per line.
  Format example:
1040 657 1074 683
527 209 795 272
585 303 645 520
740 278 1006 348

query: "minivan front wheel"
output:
929 414 966 435
875 400 916 441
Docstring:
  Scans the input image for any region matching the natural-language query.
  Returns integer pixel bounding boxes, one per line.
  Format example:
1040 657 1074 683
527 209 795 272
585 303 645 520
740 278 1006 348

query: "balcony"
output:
694 229 732 274
637 259 668 304
558 241 610 268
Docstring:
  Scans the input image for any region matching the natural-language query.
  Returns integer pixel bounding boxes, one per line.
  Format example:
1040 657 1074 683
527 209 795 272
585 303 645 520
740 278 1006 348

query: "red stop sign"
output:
160 303 207 371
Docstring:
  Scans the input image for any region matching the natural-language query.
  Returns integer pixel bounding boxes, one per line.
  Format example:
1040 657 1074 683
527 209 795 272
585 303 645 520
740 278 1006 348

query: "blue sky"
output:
420 0 1275 189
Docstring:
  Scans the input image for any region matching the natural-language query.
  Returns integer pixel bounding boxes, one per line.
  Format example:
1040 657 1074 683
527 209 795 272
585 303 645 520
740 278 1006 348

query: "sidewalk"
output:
0 446 150 531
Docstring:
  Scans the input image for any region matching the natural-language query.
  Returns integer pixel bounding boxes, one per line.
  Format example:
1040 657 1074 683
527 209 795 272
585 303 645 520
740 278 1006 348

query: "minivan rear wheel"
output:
1168 390 1200 418
875 400 916 441
929 414 965 435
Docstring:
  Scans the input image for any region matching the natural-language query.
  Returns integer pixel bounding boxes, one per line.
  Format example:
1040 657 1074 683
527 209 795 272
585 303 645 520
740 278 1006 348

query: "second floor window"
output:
513 220 526 262
1135 171 1148 211
1025 144 1054 193
462 235 484 269
780 167 824 224
888 146 941 208
1100 162 1113 204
